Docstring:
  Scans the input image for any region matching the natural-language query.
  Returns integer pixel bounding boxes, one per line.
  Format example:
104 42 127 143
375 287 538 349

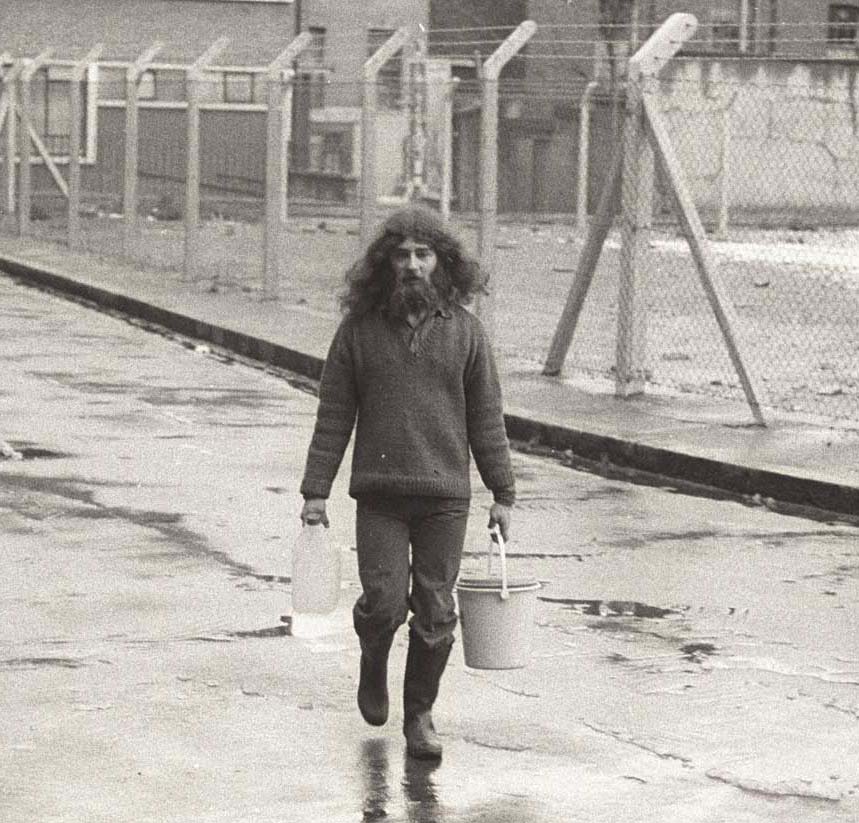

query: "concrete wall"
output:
659 58 859 219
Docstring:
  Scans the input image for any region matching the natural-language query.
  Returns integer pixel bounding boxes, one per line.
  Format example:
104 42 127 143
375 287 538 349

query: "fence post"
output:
68 45 103 252
576 80 598 231
1 59 25 229
475 20 537 339
615 80 654 397
262 31 312 300
360 26 415 246
615 14 697 398
124 43 162 259
17 52 52 237
184 37 229 283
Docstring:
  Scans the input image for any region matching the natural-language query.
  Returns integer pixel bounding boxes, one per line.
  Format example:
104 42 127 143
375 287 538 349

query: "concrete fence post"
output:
614 14 697 399
1 59 25 229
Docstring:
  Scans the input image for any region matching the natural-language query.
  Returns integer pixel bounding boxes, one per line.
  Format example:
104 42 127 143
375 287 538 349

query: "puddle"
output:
2 656 87 669
539 596 685 618
6 444 74 460
229 625 292 639
680 642 718 660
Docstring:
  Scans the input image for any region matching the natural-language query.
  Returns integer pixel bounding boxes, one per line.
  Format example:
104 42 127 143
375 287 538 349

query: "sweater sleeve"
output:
300 320 358 499
464 319 516 506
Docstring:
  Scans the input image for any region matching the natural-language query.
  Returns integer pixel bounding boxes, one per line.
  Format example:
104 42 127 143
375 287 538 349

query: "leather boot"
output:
403 632 452 759
358 633 394 726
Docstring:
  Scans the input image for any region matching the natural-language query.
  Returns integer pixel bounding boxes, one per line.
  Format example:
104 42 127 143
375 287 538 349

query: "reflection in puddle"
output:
403 757 443 822
360 738 391 821
358 739 445 822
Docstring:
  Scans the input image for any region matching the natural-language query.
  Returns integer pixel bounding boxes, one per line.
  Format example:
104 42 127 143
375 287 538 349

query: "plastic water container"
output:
291 523 341 615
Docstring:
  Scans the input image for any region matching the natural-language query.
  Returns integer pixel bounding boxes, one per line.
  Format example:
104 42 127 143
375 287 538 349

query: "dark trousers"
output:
353 495 470 649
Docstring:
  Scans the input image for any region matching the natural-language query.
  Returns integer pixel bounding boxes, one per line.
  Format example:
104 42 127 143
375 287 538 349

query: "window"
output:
828 4 859 42
368 28 403 109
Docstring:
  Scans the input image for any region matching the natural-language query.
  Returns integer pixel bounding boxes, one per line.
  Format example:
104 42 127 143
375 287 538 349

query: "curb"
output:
3 254 858 518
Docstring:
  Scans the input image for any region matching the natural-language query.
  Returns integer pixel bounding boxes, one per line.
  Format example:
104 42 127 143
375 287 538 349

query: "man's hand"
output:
488 502 512 542
300 497 329 527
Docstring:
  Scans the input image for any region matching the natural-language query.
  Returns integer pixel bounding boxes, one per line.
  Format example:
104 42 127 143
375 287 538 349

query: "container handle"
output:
489 525 510 600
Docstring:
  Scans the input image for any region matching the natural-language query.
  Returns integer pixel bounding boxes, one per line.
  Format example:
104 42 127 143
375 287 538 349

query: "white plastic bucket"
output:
456 529 540 670
291 523 341 614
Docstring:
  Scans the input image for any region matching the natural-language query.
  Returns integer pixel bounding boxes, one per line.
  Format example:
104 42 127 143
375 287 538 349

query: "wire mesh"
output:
2 18 859 423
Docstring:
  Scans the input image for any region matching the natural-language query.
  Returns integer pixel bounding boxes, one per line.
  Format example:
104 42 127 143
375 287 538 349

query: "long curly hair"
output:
340 207 487 319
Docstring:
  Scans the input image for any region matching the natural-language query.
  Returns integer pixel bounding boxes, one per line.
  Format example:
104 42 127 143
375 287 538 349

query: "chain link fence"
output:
2 19 859 425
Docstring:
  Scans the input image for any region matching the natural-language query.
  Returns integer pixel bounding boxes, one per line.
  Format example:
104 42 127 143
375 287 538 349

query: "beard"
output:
387 275 440 320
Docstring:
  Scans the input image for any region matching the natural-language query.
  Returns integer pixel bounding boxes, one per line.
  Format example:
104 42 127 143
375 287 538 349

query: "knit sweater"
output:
300 305 515 506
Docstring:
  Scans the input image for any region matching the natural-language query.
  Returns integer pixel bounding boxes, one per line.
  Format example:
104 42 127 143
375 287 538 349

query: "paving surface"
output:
1 244 859 822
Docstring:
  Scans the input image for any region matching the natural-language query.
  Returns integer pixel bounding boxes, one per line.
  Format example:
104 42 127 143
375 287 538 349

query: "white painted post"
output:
124 43 162 259
360 26 415 246
475 20 537 339
262 30 312 299
576 80 598 231
184 37 229 282
68 45 103 251
1 59 24 228
615 79 653 397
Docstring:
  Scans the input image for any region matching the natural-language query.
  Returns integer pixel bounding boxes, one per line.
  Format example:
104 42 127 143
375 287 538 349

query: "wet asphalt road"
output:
1 274 858 823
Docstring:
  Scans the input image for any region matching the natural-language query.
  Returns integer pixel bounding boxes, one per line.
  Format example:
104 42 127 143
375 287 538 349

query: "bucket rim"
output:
456 577 541 592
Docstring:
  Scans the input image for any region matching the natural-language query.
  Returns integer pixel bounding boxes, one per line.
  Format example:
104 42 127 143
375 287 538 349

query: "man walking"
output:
299 206 515 759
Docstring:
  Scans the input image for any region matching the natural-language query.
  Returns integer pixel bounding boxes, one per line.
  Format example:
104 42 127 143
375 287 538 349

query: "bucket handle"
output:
488 525 510 601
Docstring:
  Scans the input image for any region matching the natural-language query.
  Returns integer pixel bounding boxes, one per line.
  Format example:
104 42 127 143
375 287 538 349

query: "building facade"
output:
0 0 428 208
